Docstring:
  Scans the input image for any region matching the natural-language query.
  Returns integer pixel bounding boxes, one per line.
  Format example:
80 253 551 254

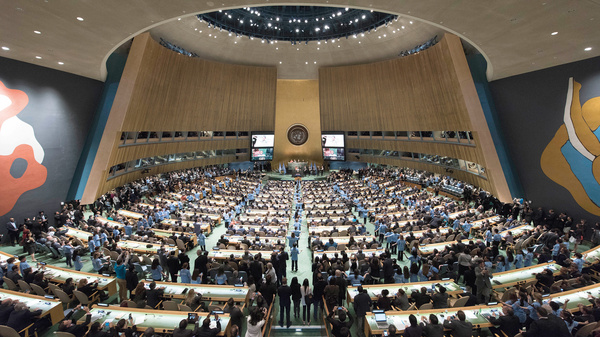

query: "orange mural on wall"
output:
541 78 600 216
0 81 47 216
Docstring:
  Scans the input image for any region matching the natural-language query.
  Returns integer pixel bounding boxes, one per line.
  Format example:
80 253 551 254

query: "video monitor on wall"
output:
321 133 345 148
251 132 274 161
322 132 345 161
323 147 345 161
252 148 273 161
251 133 275 148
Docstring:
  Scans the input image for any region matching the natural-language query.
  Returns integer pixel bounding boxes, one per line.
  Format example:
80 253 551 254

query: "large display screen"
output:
252 134 275 148
252 148 274 161
321 133 345 147
323 147 345 161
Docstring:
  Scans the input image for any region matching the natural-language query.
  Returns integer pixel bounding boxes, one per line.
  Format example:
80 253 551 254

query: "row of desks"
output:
364 282 600 336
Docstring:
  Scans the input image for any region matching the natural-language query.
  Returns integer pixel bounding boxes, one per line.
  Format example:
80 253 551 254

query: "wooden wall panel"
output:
319 33 511 201
82 33 276 202
122 35 277 131
110 139 249 164
360 156 493 193
100 155 249 193
319 34 472 131
346 139 484 165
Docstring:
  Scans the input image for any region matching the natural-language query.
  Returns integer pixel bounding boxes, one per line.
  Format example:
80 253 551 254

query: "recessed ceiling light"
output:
551 31 558 35
34 30 41 34
76 17 84 21
314 61 317 64
279 61 282 64
58 61 64 65
409 21 413 24
585 47 593 51
305 61 308 64
178 18 181 21
275 47 278 50
317 47 320 50
1 46 9 51
35 56 42 59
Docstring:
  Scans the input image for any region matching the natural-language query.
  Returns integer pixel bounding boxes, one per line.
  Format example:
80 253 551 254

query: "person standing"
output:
278 277 292 328
475 260 493 304
113 250 130 303
167 251 181 283
313 273 327 322
290 243 300 272
279 248 289 280
198 231 207 251
353 286 372 337
5 218 19 246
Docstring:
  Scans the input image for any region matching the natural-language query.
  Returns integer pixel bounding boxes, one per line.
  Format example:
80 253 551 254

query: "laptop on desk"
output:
373 310 388 329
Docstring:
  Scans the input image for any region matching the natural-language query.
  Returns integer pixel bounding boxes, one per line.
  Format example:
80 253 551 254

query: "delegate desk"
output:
313 249 384 261
84 306 230 336
34 264 117 296
418 241 457 255
117 240 178 255
160 219 212 235
544 283 600 311
364 305 501 337
308 225 361 236
65 227 92 243
229 224 288 234
142 280 249 303
227 236 286 247
238 215 290 223
0 289 64 325
491 262 561 289
245 209 290 217
96 216 126 228
208 249 272 261
310 236 377 247
307 216 350 223
583 245 600 265
500 224 535 238
347 280 462 303
180 211 221 222
0 250 17 264
152 228 198 245
118 209 145 220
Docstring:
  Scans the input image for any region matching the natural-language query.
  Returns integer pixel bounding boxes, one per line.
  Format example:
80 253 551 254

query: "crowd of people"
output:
3 165 600 337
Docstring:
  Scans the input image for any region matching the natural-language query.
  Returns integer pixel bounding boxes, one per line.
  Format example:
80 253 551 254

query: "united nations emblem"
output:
287 124 309 146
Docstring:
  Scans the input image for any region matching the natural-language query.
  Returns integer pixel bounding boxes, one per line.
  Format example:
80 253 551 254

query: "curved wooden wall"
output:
81 33 276 203
319 34 511 200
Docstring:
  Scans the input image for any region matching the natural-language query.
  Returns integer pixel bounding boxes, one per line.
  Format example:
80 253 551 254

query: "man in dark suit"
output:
326 306 354 337
442 310 473 337
6 302 42 334
195 250 209 282
167 251 181 283
277 277 292 328
57 304 92 337
195 314 222 337
411 287 432 308
7 265 22 283
5 218 19 246
523 307 570 337
353 287 372 337
0 299 15 325
488 306 521 337
146 281 164 309
475 260 493 304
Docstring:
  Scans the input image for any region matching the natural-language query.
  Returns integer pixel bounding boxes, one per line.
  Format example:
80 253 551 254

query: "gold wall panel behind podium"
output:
273 80 323 166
